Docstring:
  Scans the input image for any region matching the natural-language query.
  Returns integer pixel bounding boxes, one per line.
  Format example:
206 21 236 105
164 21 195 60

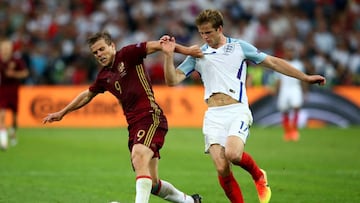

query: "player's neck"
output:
105 51 116 69
219 35 227 46
212 35 227 49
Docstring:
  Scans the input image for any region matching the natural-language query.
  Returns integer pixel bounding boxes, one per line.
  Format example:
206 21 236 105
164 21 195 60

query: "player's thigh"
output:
128 121 167 158
0 109 5 124
0 88 19 111
289 91 303 108
203 114 227 153
228 114 251 144
208 144 231 174
277 93 290 111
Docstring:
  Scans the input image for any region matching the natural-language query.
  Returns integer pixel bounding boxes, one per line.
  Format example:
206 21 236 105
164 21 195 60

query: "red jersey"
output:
0 55 28 112
0 56 27 87
89 42 167 126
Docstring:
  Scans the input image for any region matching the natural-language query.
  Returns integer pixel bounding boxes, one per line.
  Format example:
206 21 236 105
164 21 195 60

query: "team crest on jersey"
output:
117 62 127 77
223 44 235 55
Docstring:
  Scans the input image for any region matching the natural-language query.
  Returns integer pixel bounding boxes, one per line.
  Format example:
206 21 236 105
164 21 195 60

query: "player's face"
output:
284 48 295 60
90 39 116 67
197 22 222 48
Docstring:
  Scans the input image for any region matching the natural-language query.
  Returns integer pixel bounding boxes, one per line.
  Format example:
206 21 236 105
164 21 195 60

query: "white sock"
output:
153 180 194 203
0 129 8 149
8 127 15 137
135 176 152 203
8 127 17 146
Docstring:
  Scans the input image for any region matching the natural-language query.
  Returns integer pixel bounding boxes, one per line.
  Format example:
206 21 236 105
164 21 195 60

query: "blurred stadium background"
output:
1 0 360 202
1 0 360 128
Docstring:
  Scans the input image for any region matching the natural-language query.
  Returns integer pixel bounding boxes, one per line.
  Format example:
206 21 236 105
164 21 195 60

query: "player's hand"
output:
188 45 203 58
160 35 172 42
5 67 16 78
4 61 16 77
43 112 64 124
160 36 175 56
307 75 326 86
5 70 14 77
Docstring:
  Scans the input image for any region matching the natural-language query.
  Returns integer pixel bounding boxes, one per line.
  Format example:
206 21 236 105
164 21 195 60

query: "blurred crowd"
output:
0 0 359 87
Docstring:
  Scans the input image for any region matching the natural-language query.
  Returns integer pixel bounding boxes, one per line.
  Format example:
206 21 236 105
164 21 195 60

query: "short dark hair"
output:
195 9 224 29
86 31 113 46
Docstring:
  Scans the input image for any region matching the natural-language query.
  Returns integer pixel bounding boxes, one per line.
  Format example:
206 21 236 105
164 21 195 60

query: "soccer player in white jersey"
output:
160 9 326 203
275 42 306 141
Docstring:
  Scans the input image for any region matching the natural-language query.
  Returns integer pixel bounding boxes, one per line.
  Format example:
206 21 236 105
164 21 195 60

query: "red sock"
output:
283 113 291 133
218 172 244 203
293 110 299 131
235 152 263 181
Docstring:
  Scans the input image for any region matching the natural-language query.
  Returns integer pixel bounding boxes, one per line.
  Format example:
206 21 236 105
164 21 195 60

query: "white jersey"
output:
277 59 304 111
178 37 267 106
278 59 304 91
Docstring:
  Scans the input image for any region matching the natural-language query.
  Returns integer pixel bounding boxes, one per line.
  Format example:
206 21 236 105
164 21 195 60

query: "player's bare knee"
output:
131 153 147 170
225 150 242 163
215 163 231 176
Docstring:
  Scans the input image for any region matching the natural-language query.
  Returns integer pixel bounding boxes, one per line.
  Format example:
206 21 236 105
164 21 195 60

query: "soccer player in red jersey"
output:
43 31 203 203
0 39 29 150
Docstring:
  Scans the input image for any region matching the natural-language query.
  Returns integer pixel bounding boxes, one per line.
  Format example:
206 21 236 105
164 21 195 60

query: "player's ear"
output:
110 42 116 49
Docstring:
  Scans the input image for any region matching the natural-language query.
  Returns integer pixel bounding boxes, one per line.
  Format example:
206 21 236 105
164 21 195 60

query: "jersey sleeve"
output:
240 41 267 64
89 80 105 94
121 42 147 63
89 73 106 94
177 56 196 77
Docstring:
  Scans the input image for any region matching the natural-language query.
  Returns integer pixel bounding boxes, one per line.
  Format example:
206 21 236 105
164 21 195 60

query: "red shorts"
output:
0 86 19 112
128 114 168 159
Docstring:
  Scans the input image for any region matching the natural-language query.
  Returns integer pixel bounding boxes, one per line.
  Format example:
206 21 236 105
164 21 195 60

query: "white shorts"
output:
277 87 303 112
202 103 253 153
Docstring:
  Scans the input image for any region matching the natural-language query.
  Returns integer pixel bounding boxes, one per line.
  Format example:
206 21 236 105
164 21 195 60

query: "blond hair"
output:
195 9 224 29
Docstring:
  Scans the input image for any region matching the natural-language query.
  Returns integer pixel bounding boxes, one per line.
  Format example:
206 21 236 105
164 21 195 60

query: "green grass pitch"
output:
1 126 359 203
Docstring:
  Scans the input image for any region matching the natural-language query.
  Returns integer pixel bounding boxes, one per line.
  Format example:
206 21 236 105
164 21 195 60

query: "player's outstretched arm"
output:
5 64 29 80
43 90 97 124
146 35 203 58
162 35 203 57
261 55 326 86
